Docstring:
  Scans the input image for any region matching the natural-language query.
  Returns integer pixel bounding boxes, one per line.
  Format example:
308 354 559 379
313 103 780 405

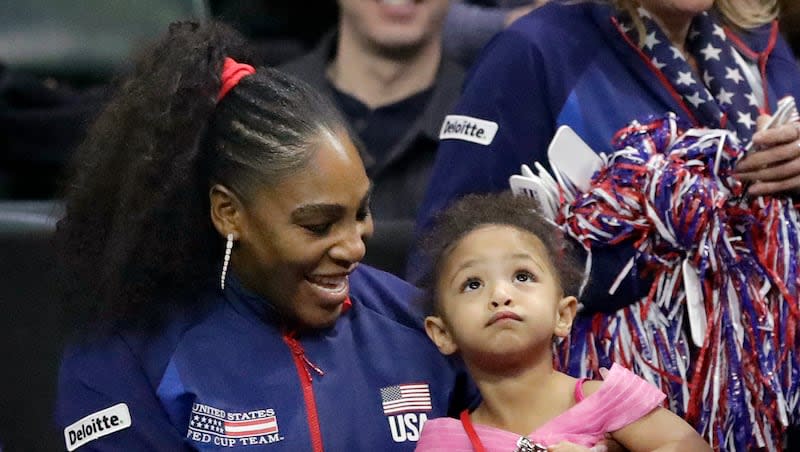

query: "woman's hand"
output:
736 115 800 196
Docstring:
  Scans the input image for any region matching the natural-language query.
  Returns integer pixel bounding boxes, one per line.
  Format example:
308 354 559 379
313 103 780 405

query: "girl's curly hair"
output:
417 191 585 316
57 21 347 331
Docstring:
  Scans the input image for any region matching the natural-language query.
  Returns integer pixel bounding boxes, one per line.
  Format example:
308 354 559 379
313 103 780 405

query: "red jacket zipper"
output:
282 333 325 452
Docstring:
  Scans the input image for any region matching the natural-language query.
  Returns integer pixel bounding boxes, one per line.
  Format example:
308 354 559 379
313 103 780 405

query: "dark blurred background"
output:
0 0 339 200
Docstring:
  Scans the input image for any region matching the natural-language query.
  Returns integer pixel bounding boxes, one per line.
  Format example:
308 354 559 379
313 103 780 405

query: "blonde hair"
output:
607 0 778 38
717 0 778 29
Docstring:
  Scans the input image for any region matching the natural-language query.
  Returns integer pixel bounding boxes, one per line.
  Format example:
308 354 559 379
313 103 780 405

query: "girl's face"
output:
231 130 373 330
424 225 576 368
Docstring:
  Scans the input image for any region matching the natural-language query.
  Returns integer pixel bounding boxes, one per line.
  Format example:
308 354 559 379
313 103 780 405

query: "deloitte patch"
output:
64 403 131 451
438 115 498 145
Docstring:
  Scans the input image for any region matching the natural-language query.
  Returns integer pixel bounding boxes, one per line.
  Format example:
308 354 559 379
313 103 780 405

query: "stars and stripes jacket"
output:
55 265 472 451
410 0 800 311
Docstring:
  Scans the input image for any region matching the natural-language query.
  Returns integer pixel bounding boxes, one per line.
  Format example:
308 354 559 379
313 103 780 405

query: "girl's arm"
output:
610 406 711 451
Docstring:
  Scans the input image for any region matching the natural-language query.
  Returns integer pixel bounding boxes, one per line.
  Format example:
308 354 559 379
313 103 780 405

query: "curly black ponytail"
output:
58 21 347 332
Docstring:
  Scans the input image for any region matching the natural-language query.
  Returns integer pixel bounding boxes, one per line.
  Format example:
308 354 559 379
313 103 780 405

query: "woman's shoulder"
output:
349 264 424 321
350 264 421 297
503 0 609 44
60 291 223 387
350 264 438 334
470 0 614 77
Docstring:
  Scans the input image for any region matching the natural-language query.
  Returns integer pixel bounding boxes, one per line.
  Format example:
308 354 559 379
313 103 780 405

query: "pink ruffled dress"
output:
415 363 665 451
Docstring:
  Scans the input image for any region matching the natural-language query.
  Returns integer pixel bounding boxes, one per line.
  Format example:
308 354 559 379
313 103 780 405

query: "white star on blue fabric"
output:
676 71 695 86
745 92 761 108
686 92 705 107
670 47 685 60
737 111 756 129
700 43 722 61
703 70 714 86
725 66 744 84
712 24 727 40
716 88 734 105
651 57 666 70
644 32 661 50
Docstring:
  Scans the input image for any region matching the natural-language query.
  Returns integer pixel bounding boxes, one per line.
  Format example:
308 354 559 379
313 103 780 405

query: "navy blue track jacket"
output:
56 265 471 451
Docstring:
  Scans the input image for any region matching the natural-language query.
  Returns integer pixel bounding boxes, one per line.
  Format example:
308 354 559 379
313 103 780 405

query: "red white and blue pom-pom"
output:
541 109 800 451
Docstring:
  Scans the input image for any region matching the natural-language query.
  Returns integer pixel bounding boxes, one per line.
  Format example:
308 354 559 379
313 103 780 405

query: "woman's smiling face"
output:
232 129 373 329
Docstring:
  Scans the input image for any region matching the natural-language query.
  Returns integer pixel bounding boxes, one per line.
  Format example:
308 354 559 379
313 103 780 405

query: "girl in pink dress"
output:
415 192 710 452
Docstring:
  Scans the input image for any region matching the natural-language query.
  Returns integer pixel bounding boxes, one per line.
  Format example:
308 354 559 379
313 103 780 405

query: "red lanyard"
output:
460 409 550 452
460 409 488 452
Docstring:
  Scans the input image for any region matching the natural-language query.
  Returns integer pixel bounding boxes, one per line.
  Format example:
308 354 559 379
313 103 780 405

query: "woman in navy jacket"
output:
55 21 470 451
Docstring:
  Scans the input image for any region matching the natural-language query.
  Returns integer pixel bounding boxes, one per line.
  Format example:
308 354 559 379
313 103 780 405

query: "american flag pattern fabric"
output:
380 383 432 415
617 9 763 143
188 411 278 438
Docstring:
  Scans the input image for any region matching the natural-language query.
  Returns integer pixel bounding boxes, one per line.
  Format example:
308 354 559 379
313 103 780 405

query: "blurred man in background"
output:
280 0 463 276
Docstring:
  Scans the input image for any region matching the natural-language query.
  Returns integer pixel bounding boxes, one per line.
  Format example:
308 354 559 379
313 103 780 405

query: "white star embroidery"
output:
716 88 734 105
703 70 714 86
194 415 200 421
676 71 695 86
737 111 756 129
670 47 685 60
700 43 722 61
651 57 666 70
712 24 727 40
725 66 744 84
745 92 761 108
686 92 705 107
644 32 661 50
618 22 631 34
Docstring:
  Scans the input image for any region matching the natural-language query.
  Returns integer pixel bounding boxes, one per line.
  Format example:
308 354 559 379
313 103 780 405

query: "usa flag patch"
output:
380 383 432 415
187 403 284 446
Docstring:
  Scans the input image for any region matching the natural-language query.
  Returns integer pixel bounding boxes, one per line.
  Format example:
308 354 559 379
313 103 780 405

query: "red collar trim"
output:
611 16 700 126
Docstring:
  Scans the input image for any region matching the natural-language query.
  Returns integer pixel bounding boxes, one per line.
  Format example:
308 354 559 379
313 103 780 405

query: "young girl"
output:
415 192 710 452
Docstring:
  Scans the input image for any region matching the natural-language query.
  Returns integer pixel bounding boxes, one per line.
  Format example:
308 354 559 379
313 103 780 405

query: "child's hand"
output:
547 440 608 452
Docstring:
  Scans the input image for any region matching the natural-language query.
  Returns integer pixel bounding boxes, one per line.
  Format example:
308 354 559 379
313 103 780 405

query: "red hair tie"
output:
217 57 256 102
